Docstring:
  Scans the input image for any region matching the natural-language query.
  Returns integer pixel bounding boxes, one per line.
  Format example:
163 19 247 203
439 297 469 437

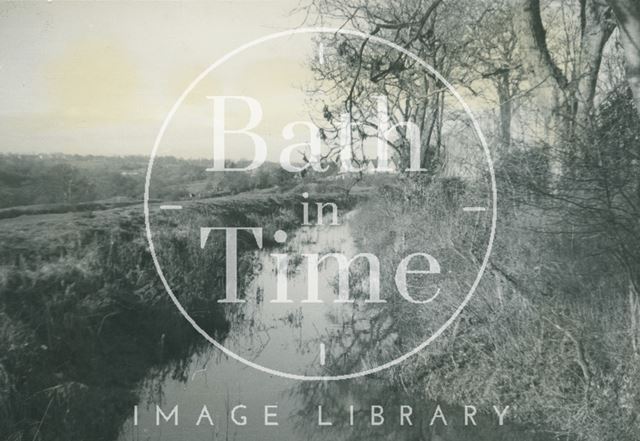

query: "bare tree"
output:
457 0 524 150
306 0 450 172
515 0 616 134
307 0 523 175
607 0 640 115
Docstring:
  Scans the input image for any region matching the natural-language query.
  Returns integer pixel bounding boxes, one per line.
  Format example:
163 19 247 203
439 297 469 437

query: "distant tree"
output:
456 0 525 150
94 172 139 200
38 164 95 204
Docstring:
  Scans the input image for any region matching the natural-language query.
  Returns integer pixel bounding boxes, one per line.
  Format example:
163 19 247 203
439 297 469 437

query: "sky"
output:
0 0 324 159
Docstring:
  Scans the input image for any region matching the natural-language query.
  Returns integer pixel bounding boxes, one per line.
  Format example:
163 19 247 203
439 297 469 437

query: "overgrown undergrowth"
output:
0 192 348 441
348 176 639 441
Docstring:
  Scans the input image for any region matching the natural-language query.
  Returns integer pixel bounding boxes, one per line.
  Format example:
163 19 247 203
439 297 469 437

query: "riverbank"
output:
345 177 639 441
0 191 352 441
117 200 551 441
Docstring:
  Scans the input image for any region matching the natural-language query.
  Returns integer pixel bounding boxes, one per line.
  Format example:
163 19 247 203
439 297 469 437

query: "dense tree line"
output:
0 154 297 209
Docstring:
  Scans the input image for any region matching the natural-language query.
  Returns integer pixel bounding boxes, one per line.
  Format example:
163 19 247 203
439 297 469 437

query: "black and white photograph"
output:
0 1 639 440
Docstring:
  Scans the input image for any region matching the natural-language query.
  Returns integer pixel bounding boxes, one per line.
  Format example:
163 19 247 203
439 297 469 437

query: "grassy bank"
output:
0 191 350 441
346 177 639 441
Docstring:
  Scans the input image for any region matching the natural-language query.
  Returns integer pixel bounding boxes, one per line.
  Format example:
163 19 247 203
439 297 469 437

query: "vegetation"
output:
0 192 342 440
0 154 299 210
1 1 639 440
295 0 640 440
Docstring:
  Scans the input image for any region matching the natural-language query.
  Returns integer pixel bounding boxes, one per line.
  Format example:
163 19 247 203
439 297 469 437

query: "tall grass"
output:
348 175 639 441
0 192 345 440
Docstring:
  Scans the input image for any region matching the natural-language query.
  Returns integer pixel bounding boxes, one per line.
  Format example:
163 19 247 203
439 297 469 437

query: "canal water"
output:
118 214 552 441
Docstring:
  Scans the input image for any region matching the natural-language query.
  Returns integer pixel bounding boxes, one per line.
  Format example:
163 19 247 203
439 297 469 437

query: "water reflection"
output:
118 215 553 441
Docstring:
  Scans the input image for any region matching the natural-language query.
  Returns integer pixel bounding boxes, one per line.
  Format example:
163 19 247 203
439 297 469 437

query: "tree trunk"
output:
575 0 616 125
516 0 570 156
516 0 613 131
515 0 568 90
497 70 512 150
608 0 640 117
